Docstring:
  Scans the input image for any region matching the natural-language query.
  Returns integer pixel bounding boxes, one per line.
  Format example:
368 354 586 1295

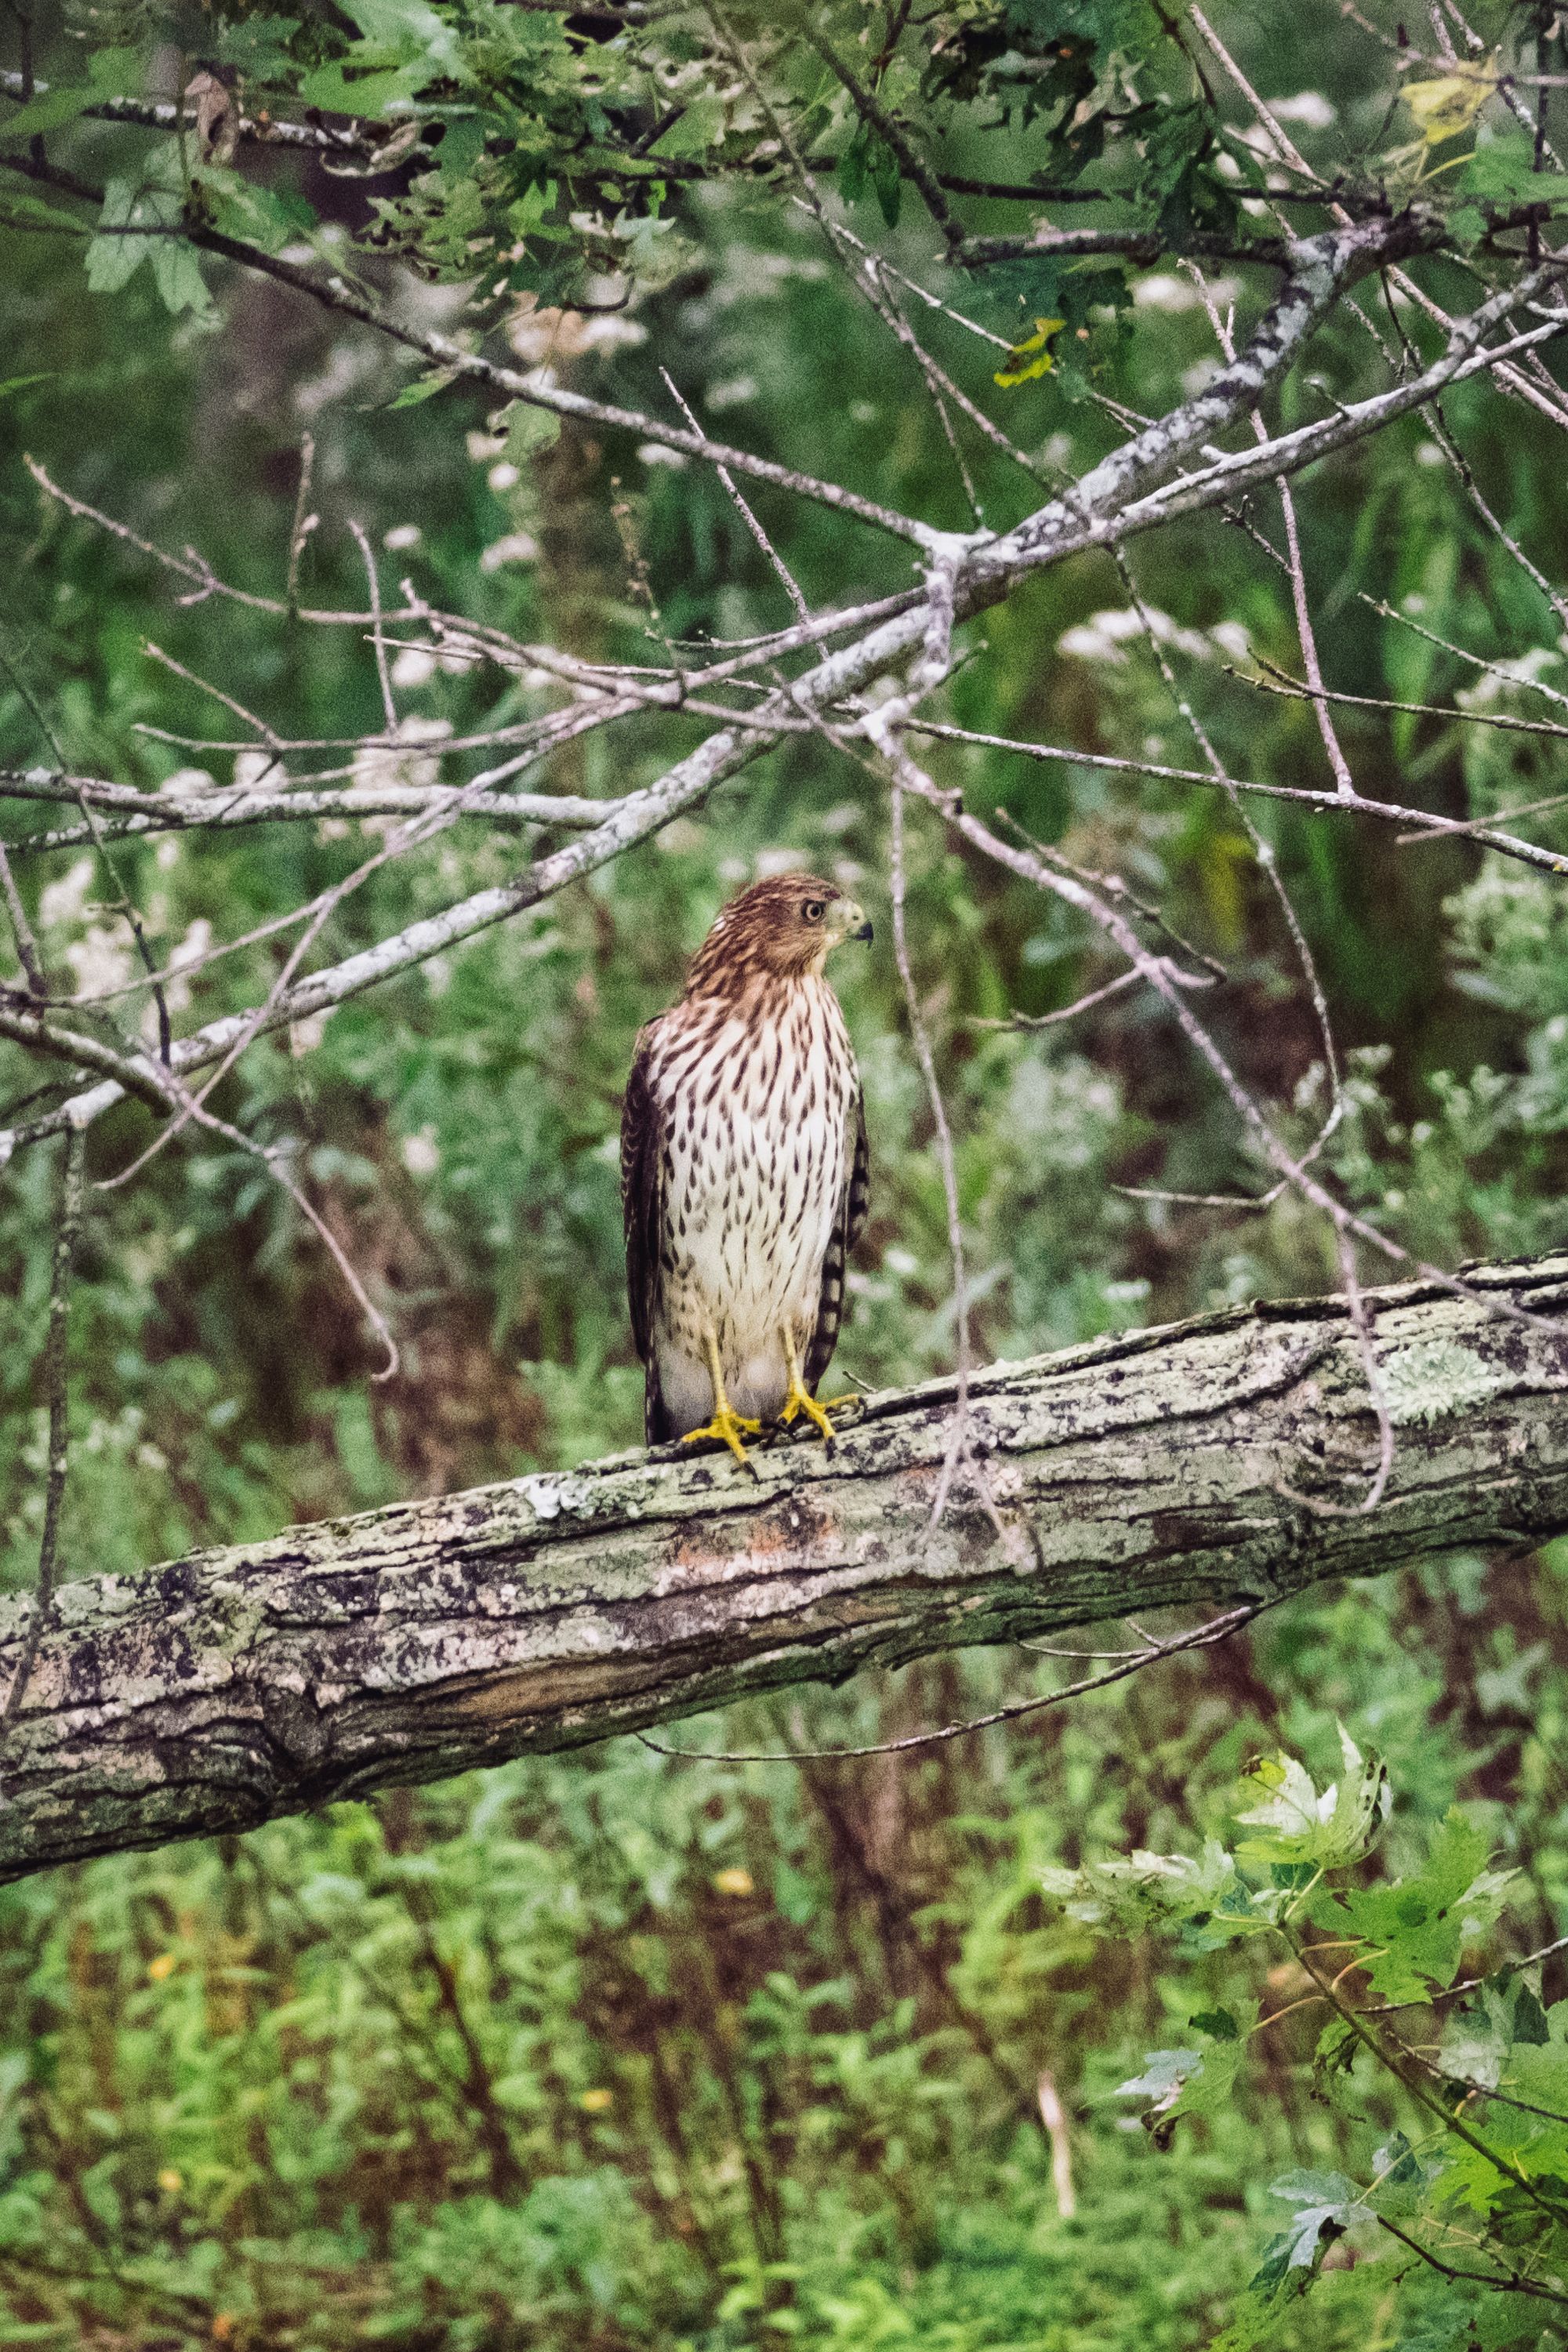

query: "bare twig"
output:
2 1122 85 1730
886 758 975 1528
350 519 399 734
660 368 810 624
286 433 316 616
637 1602 1266 1761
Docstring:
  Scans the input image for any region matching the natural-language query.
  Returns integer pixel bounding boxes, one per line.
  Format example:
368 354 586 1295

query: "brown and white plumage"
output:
620 876 871 1454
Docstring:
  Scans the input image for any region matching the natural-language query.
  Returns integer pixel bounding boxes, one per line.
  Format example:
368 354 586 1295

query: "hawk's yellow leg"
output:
778 1325 858 1444
681 1327 762 1467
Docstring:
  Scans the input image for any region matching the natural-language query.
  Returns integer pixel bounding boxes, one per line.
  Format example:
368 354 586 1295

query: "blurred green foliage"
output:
3 0 1568 2340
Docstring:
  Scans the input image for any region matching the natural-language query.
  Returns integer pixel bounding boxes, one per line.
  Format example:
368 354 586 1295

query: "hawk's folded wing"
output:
619 1030 670 1441
804 1084 868 1394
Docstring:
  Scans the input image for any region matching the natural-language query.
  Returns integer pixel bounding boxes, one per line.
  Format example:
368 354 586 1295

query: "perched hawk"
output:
620 875 872 1465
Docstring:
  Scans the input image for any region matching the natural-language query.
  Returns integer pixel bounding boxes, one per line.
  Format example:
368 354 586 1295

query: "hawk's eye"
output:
802 900 826 924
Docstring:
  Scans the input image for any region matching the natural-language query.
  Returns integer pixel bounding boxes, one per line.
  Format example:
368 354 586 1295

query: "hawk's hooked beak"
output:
833 898 873 946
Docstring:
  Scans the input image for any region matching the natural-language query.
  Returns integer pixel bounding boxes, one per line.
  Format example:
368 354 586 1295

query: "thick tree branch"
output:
3 1250 1568 1883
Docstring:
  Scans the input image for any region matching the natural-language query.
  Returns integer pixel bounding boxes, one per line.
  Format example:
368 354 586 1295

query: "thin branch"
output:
637 1603 1265 1762
886 758 975 1528
0 837 45 997
659 368 810 624
2 1123 85 1727
1424 404 1568 636
1361 593 1568 712
2 155 944 552
971 967 1149 1031
0 637 174 1062
0 1002 176 1113
1237 658 1568 739
786 6 966 250
286 431 316 617
1361 1930 1568 2016
1375 2214 1568 2310
350 520 399 735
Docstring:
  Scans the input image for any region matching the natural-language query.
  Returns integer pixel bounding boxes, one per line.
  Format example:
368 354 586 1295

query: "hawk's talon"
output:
681 1406 761 1467
779 1375 856 1445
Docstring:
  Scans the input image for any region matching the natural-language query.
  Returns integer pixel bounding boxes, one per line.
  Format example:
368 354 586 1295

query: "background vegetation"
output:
2 0 1567 2339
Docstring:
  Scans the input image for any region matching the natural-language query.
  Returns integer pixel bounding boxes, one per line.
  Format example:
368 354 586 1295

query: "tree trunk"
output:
4 1251 1567 1883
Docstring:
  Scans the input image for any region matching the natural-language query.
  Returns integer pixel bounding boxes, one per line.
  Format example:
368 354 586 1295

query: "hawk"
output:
620 875 872 1465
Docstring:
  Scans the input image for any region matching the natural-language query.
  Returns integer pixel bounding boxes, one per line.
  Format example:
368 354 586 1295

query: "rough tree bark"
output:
3 1250 1566 1884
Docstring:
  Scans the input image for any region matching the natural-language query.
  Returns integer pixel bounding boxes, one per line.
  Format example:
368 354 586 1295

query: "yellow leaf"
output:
147 1951 176 1982
712 1866 754 1896
158 2168 183 2194
994 317 1066 389
579 2087 614 2112
1403 56 1496 144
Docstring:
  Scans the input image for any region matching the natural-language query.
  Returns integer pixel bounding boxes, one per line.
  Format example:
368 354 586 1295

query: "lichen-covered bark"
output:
4 1251 1568 1883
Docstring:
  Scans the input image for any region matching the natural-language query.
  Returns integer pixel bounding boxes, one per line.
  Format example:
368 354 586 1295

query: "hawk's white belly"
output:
648 982 854 1432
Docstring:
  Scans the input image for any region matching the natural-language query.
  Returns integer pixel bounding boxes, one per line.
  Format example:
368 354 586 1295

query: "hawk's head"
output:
687 875 873 995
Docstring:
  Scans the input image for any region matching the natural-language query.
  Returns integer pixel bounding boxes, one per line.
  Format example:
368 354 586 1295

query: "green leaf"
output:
149 238 211 318
1336 1810 1515 2006
296 60 430 116
503 401 563 460
85 176 179 296
390 368 458 407
650 96 726 160
0 189 84 234
339 0 465 74
1371 2130 1441 2212
1116 2042 1241 2129
1457 131 1568 212
0 372 53 401
840 124 902 229
1511 1982 1550 2046
198 172 317 256
1041 1835 1259 1938
0 46 141 140
1235 1726 1386 1868
1250 2171 1368 2294
436 114 486 184
1116 2048 1201 2103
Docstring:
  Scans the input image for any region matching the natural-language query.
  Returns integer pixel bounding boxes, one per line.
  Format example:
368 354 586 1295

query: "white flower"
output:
706 375 757 411
233 750 277 793
289 1010 330 1055
38 855 95 932
1270 90 1337 129
67 924 133 1001
478 532 540 573
400 1127 441 1178
506 292 647 363
1131 273 1199 314
390 647 437 689
162 916 212 1017
351 716 452 798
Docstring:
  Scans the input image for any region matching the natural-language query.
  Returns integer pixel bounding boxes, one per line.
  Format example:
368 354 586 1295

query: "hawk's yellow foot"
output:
777 1324 857 1444
779 1376 846 1443
681 1404 762 1467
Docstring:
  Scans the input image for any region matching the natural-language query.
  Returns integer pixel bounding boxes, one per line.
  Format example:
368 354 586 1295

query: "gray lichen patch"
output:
1380 1340 1511 1427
